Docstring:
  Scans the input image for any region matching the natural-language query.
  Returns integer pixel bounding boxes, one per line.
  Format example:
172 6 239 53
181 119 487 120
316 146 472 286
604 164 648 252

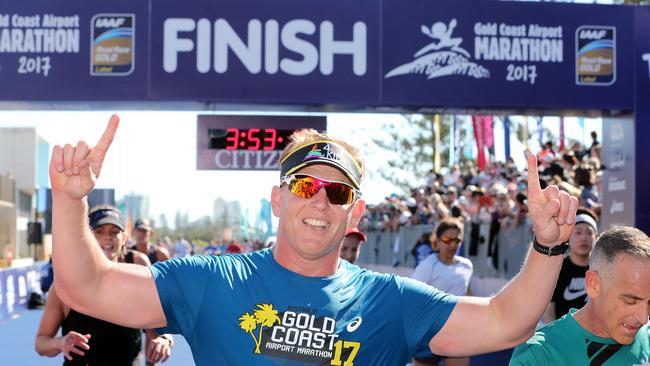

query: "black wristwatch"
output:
532 236 569 256
159 334 174 348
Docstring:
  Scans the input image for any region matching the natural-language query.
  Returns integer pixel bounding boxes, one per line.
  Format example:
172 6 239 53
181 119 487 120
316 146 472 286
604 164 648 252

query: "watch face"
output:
208 128 294 151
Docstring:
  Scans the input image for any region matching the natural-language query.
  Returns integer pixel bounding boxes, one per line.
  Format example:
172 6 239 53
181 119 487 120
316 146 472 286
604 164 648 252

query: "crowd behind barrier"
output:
356 138 602 283
357 221 533 280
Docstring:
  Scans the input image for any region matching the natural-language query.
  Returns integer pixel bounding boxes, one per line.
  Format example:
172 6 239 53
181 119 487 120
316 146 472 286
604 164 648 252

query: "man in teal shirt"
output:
510 226 650 366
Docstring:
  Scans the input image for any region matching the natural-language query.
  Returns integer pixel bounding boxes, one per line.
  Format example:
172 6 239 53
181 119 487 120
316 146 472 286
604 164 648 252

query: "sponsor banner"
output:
381 0 633 109
0 263 42 322
634 7 650 232
0 0 148 100
602 118 635 229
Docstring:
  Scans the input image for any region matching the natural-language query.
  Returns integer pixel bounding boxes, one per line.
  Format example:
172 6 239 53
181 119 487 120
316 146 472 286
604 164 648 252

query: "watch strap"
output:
532 237 569 256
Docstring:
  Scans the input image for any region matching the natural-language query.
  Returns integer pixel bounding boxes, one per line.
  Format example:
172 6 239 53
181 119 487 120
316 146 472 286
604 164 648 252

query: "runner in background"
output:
542 208 599 323
132 219 171 264
339 227 366 264
411 217 472 366
35 205 174 365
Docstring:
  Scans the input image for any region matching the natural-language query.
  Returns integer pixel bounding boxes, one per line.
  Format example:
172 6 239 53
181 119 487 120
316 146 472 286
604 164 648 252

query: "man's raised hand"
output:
526 153 578 246
49 115 119 199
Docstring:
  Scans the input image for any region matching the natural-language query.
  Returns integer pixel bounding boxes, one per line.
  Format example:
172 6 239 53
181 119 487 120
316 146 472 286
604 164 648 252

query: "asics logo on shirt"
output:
347 317 363 332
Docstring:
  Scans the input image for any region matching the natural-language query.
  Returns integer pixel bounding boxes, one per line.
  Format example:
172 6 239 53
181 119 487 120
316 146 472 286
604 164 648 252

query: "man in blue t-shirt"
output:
49 115 578 365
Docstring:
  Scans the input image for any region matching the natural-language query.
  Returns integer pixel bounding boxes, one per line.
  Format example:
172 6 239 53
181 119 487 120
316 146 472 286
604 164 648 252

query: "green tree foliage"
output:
372 114 456 192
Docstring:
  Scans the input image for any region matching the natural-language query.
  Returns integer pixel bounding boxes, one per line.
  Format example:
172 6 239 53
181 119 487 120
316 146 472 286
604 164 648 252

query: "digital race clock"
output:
208 128 294 151
197 115 327 171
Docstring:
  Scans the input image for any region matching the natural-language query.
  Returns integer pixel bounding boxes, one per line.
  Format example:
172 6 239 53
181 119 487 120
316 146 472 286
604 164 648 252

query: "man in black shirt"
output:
543 209 598 323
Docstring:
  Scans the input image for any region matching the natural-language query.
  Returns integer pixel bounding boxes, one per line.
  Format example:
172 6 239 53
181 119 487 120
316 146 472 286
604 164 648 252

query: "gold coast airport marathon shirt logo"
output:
239 304 361 364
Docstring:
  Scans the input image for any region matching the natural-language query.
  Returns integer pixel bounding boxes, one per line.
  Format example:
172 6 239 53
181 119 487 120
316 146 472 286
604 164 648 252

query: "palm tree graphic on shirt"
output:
239 303 281 354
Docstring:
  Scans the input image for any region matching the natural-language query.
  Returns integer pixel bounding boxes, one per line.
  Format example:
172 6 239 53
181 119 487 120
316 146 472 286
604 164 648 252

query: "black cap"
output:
89 207 125 231
134 219 152 231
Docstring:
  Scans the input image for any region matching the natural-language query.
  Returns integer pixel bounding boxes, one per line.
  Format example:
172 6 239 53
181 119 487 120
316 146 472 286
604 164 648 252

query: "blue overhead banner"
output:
0 0 642 111
381 0 634 110
150 0 380 104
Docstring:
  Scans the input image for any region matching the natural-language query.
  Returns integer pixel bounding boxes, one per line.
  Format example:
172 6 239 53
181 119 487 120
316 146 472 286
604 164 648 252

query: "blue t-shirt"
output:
151 249 457 365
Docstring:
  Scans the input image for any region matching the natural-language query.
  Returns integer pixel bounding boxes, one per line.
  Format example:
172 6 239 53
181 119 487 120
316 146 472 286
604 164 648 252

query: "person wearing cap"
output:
36 205 174 365
49 115 579 365
510 226 650 365
542 209 599 323
132 218 171 264
339 227 366 264
411 217 472 366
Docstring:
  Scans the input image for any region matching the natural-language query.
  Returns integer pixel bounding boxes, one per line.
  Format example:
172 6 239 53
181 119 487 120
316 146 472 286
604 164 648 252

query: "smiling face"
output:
587 254 650 344
271 164 365 275
92 223 126 262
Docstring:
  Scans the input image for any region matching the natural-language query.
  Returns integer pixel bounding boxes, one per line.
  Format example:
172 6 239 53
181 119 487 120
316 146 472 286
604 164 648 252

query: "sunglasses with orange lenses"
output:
439 236 462 245
281 174 361 205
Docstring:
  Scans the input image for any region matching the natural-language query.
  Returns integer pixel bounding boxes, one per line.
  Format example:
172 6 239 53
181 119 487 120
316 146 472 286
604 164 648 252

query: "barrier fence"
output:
0 262 44 323
357 221 533 280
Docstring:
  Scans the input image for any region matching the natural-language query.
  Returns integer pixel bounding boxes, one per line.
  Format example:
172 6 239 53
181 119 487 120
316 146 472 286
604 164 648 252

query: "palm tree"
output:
238 313 259 352
239 304 281 354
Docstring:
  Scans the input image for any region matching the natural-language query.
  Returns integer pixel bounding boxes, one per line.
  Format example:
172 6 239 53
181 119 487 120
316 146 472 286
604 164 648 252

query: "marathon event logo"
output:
90 14 135 76
576 26 616 86
239 303 361 364
385 19 490 80
386 19 565 85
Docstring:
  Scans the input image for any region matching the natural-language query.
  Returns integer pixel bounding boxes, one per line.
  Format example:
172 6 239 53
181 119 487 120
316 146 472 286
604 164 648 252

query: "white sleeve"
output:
411 256 432 284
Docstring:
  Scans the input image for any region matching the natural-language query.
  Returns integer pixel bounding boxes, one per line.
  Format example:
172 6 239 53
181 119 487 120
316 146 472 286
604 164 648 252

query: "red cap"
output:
345 227 366 242
226 242 243 253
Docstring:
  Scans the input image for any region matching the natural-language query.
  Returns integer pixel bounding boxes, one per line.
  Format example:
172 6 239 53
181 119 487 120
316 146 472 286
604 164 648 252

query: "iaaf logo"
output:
94 17 126 28
643 53 650 79
578 29 607 40
385 19 490 80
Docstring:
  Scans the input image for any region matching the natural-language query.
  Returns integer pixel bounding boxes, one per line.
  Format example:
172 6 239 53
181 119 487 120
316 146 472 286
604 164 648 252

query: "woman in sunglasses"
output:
411 218 473 366
49 115 578 365
35 205 174 365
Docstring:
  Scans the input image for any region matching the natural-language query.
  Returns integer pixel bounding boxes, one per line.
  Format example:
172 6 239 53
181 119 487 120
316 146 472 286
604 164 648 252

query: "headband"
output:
575 214 598 232
280 141 363 189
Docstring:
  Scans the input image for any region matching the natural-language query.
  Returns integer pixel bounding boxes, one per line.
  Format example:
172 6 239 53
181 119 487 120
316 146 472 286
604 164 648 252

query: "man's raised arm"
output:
50 115 165 329
429 153 578 356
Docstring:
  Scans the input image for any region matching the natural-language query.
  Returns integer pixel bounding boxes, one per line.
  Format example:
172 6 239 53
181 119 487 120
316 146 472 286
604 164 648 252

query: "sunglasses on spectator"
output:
439 236 462 245
281 174 361 205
